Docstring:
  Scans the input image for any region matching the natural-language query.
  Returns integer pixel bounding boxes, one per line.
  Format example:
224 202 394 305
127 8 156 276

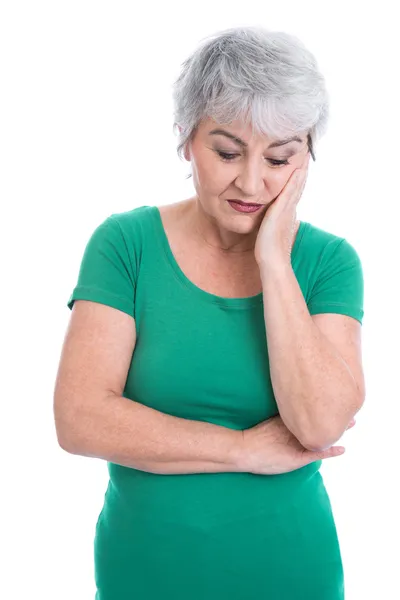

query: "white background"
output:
1 1 398 598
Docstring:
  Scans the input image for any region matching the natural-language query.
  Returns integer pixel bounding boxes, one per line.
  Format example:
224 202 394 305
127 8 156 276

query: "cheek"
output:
195 159 232 193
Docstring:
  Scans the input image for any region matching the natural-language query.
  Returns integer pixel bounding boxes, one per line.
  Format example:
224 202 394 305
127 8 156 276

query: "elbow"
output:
55 424 79 454
301 437 333 453
54 404 99 457
298 396 365 453
288 418 336 453
299 422 354 453
54 403 82 455
300 432 341 452
296 421 348 453
56 431 78 454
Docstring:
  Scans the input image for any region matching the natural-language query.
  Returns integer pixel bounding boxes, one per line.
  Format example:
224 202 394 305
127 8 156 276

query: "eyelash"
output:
216 150 290 167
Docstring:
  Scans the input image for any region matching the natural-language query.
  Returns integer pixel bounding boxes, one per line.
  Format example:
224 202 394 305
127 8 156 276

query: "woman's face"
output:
183 116 309 236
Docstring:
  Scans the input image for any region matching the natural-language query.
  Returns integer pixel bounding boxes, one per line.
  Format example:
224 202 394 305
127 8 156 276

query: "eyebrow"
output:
208 128 303 149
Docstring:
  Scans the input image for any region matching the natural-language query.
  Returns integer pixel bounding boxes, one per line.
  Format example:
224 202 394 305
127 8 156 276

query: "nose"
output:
234 157 265 198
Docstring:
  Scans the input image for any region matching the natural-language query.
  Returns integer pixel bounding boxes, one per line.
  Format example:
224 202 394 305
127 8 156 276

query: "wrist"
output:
226 429 248 473
258 260 292 280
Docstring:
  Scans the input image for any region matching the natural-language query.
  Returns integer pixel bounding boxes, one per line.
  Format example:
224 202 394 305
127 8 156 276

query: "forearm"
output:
260 263 361 451
60 393 242 475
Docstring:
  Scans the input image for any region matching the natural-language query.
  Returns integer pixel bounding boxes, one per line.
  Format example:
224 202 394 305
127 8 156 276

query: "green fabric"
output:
67 206 364 599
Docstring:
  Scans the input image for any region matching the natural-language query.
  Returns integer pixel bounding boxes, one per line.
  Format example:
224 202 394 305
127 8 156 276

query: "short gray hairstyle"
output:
172 26 329 166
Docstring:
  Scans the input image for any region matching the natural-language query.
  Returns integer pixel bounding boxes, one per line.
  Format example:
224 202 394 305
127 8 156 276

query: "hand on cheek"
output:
271 170 296 203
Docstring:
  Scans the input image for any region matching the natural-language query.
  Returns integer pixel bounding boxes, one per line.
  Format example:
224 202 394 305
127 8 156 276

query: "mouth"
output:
227 200 263 214
227 199 263 207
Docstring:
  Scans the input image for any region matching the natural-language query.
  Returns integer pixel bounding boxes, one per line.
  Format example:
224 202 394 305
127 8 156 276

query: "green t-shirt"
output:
67 205 363 600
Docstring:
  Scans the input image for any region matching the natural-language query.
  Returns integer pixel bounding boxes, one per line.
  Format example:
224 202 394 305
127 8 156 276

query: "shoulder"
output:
302 221 362 266
108 204 154 228
102 205 156 244
79 205 157 273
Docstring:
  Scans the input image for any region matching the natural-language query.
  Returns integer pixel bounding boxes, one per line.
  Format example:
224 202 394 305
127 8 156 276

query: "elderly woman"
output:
54 26 365 600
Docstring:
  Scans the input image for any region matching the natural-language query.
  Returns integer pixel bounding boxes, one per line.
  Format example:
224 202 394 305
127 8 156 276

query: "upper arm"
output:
307 237 364 326
311 312 366 406
53 300 136 450
56 213 139 450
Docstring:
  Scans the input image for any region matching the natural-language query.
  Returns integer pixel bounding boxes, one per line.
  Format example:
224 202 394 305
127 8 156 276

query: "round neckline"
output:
150 205 308 309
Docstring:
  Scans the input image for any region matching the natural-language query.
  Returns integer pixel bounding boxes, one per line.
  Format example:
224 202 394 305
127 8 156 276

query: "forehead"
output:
201 116 260 139
200 116 306 147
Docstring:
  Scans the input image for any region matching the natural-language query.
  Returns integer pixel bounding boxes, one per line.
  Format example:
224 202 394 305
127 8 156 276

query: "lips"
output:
227 200 262 207
227 200 263 214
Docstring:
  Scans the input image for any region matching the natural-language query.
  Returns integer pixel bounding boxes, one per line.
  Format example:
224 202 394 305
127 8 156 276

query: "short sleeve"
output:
307 238 364 325
67 216 136 317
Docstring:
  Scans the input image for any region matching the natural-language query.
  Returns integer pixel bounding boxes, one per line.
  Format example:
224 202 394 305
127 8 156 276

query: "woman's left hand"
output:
254 153 310 269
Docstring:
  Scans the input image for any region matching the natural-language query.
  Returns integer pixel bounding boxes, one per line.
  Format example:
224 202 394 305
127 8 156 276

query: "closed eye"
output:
216 151 289 167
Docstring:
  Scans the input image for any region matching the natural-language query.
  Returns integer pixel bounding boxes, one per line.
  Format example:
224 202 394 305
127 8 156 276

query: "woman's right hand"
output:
236 415 355 475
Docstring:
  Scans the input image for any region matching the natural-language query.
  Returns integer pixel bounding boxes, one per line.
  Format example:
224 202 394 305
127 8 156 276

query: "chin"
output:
224 213 259 231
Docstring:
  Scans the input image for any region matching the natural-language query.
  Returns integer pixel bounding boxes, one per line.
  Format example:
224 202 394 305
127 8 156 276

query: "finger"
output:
287 171 305 203
293 165 308 189
321 446 346 459
293 170 308 206
283 164 309 204
300 155 310 179
304 446 346 464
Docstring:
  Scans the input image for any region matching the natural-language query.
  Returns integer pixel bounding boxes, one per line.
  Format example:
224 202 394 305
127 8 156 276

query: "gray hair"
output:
172 26 329 168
